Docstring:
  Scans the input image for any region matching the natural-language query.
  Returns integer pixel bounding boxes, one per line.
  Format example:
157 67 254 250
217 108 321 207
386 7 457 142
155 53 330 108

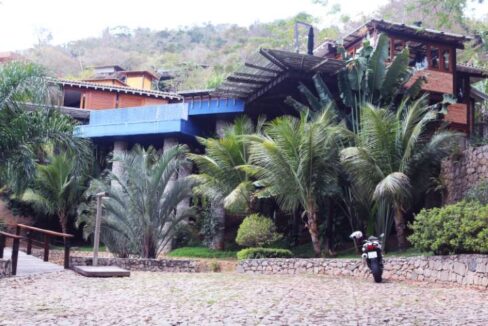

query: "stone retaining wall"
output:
0 259 12 278
441 145 488 203
237 255 488 288
70 256 199 273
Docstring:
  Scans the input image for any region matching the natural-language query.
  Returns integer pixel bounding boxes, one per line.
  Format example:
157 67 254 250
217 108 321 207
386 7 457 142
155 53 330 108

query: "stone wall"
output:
441 145 488 203
0 259 12 278
70 256 199 273
237 255 488 288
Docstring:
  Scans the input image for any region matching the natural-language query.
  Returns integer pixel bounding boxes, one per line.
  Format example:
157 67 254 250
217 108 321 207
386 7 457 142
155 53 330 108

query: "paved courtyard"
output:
0 271 487 325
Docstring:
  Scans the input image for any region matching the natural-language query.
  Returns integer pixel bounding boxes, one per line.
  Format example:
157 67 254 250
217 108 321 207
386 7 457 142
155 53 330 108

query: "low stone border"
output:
0 259 12 278
70 256 199 273
237 255 488 288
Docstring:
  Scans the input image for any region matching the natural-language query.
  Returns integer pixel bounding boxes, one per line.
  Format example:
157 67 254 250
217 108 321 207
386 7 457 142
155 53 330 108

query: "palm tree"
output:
79 145 195 258
0 61 91 194
189 116 263 249
247 108 345 256
340 97 462 250
22 154 85 236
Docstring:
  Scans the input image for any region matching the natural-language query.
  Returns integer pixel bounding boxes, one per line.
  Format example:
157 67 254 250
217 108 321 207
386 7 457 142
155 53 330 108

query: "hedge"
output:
237 247 293 260
408 201 488 255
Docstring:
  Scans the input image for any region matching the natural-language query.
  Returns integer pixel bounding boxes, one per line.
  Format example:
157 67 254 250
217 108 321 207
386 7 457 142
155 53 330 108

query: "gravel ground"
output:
1 271 487 325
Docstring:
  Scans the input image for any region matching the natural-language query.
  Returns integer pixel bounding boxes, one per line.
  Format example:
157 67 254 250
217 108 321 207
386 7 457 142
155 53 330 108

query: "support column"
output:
111 141 128 186
213 120 227 249
161 137 179 253
215 119 227 138
176 161 192 218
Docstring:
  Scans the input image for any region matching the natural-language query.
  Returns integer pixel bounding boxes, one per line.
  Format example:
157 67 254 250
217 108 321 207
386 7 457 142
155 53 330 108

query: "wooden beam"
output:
220 82 260 90
227 76 268 85
247 72 291 103
214 88 250 97
234 72 277 80
244 62 282 74
259 49 288 71
212 92 246 99
311 58 330 71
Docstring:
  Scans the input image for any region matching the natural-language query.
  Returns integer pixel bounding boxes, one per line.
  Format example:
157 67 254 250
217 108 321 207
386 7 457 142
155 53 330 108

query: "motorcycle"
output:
349 231 384 283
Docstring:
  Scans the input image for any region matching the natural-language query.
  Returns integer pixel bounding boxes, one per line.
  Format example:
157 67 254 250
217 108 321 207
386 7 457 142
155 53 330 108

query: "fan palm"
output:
340 97 462 250
247 108 345 256
78 145 195 258
0 61 91 194
188 116 263 249
22 154 85 236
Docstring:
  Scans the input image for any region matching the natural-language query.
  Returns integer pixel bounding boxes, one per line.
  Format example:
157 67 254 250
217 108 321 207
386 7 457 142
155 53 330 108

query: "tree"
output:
340 97 462 250
189 116 263 249
78 145 194 258
247 108 345 256
0 61 92 195
22 154 85 235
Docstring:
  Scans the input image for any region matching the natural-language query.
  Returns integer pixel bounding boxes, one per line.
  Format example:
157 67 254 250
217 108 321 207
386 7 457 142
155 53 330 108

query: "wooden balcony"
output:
405 69 453 94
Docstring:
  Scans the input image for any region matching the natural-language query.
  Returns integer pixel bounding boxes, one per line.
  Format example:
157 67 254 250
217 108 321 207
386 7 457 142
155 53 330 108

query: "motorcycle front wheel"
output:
370 258 383 283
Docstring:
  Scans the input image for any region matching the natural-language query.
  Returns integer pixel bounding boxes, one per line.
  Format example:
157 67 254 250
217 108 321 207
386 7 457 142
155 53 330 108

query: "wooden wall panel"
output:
445 103 468 125
85 91 116 109
118 94 145 108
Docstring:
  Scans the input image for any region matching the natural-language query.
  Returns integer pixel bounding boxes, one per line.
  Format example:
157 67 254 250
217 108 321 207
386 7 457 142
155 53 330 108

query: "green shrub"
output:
235 214 282 247
236 247 293 260
464 181 488 205
408 201 488 255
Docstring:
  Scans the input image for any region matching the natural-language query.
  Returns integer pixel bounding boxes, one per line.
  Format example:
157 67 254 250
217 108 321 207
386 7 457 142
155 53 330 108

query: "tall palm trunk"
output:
307 210 321 257
58 211 68 240
393 206 408 251
210 201 225 250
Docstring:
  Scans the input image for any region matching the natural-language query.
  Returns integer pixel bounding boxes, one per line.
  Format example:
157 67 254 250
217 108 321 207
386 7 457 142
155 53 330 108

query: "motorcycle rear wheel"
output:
370 258 383 283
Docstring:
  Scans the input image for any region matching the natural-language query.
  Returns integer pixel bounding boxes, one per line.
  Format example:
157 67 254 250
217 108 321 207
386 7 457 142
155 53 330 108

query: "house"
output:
49 20 486 187
215 19 488 135
57 65 179 110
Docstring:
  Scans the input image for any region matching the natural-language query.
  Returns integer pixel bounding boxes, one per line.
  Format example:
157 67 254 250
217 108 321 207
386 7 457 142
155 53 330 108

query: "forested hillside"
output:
22 0 487 91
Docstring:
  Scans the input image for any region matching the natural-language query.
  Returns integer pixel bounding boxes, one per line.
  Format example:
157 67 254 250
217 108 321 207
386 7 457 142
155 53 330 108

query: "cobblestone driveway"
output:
1 271 487 325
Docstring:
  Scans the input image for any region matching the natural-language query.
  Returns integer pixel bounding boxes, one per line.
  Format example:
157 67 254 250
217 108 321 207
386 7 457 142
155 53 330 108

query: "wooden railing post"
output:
64 238 71 269
11 236 20 276
0 233 5 259
43 235 49 262
26 232 32 255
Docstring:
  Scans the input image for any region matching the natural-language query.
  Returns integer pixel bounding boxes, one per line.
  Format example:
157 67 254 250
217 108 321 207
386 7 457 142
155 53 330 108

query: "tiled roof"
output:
51 78 182 100
341 19 472 50
456 63 488 77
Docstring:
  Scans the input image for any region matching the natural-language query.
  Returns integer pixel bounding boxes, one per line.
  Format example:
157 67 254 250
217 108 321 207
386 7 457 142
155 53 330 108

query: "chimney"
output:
307 27 314 55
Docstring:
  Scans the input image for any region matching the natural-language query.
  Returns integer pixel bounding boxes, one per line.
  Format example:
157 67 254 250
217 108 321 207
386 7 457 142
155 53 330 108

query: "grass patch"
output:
168 247 238 259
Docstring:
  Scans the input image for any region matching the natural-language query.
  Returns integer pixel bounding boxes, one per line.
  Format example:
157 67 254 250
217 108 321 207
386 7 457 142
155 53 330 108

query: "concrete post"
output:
111 141 128 186
176 161 192 217
161 137 179 253
215 119 227 138
213 120 227 249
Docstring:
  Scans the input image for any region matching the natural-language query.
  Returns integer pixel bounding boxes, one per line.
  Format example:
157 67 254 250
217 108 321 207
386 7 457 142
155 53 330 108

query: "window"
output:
407 41 428 70
442 49 451 71
430 46 440 69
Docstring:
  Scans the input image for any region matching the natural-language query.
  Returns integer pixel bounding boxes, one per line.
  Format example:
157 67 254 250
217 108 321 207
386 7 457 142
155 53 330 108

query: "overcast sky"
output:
0 0 486 52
